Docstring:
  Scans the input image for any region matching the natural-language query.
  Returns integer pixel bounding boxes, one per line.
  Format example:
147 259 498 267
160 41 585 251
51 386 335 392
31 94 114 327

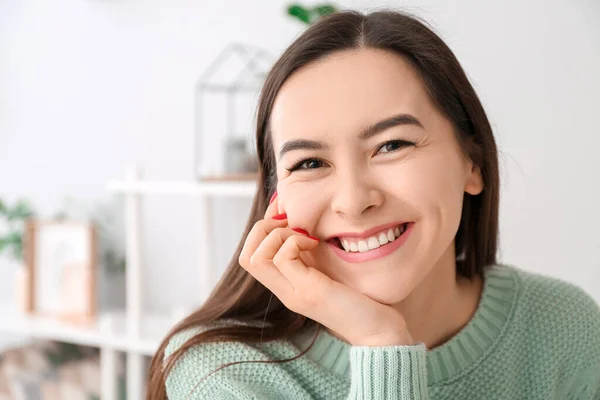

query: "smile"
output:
336 223 408 252
326 222 414 263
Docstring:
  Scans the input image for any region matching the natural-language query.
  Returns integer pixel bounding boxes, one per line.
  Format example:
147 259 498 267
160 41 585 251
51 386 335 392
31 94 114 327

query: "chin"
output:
343 268 420 305
364 290 407 305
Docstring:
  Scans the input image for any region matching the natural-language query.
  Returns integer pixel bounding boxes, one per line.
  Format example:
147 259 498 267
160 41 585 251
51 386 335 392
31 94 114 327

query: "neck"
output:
392 245 483 349
294 264 517 386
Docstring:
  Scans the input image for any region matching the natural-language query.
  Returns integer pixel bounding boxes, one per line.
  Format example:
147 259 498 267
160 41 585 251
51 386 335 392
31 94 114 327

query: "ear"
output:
465 163 484 195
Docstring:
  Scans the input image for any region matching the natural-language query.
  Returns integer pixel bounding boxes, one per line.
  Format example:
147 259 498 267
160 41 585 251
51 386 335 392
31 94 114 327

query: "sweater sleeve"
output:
164 326 313 400
164 329 272 400
347 343 429 400
559 286 600 400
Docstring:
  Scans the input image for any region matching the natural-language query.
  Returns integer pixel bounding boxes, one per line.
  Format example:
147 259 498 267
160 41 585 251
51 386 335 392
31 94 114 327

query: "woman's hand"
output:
238 192 414 347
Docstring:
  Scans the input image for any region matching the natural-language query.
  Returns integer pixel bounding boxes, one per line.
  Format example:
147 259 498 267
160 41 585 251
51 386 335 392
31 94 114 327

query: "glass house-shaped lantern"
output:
194 43 272 181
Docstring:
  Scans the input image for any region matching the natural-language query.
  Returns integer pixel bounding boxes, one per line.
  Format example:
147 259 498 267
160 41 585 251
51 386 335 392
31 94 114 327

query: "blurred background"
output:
1 0 599 399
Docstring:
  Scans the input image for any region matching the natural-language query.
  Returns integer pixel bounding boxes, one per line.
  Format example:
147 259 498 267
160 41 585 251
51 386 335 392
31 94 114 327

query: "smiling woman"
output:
147 9 600 400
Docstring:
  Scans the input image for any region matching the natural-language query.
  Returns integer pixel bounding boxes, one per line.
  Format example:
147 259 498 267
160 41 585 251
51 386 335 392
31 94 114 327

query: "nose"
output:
330 169 385 218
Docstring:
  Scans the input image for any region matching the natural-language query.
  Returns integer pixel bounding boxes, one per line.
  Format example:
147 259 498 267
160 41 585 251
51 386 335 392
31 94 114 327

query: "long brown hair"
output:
147 9 499 399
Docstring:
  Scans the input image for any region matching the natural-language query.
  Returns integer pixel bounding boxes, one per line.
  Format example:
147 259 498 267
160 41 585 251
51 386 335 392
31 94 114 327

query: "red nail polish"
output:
272 213 287 220
292 228 319 242
269 191 278 204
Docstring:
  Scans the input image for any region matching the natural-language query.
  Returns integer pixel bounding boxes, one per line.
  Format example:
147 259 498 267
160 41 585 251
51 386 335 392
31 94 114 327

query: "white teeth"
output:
337 224 408 253
367 237 380 250
387 229 395 242
341 239 350 252
378 232 389 245
358 241 369 252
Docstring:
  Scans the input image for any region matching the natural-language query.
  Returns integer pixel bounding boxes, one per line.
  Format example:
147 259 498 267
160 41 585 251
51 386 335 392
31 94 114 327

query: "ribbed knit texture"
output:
164 265 600 399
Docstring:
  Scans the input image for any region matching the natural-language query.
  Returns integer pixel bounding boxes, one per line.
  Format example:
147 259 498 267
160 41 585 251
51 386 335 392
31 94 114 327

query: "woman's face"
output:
269 48 483 305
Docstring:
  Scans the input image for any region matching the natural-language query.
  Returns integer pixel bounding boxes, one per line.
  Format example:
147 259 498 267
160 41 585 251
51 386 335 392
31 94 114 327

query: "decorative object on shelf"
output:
54 197 126 275
194 43 272 182
0 198 36 313
54 196 126 312
223 136 259 175
23 219 97 325
287 3 338 24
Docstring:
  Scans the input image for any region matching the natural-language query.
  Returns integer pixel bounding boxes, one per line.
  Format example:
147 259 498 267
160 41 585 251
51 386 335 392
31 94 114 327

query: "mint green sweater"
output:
164 265 600 399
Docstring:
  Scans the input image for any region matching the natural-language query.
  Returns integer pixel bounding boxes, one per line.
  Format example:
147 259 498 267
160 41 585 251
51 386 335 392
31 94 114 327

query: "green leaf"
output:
315 4 337 17
12 239 23 261
7 199 35 222
0 232 21 256
287 4 311 24
0 199 7 215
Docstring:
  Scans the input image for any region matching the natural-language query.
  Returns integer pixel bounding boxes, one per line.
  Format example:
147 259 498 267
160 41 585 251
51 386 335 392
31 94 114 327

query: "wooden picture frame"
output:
23 219 97 324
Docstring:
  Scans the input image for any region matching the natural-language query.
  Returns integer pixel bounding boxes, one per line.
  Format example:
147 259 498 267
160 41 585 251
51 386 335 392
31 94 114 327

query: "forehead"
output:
269 48 432 150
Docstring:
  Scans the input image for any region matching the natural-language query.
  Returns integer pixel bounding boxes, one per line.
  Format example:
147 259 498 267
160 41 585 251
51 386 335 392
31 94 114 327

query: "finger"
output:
242 257 294 302
251 227 317 278
242 227 295 298
273 234 330 317
239 217 287 268
272 234 320 284
252 229 320 311
252 226 303 264
264 190 280 220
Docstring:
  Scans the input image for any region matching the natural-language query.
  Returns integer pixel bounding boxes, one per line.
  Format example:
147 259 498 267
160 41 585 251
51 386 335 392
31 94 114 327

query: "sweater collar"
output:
291 264 519 386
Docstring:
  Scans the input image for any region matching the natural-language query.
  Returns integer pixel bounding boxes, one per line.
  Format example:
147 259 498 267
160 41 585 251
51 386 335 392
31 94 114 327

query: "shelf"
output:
107 180 257 197
200 173 258 182
0 309 175 356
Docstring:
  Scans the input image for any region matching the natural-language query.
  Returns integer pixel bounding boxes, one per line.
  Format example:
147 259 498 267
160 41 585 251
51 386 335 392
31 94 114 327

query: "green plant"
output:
0 198 35 262
287 3 338 24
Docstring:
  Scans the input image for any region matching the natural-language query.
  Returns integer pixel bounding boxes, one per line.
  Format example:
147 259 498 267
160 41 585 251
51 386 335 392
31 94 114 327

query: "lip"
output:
327 222 415 263
325 220 408 241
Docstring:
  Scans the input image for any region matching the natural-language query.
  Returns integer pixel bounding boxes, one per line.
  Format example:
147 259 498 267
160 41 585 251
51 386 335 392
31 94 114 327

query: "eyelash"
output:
286 139 416 172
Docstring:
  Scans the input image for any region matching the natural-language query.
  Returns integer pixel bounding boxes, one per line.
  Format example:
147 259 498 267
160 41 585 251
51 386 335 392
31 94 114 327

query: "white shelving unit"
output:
0 309 173 356
0 166 257 400
106 167 257 400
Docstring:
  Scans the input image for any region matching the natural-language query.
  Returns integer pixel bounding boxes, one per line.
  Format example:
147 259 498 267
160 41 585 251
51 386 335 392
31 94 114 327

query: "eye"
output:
287 158 326 172
375 139 415 155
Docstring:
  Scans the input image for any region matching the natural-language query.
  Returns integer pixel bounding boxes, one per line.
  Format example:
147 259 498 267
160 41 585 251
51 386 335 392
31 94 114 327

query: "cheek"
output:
391 152 466 223
276 181 326 230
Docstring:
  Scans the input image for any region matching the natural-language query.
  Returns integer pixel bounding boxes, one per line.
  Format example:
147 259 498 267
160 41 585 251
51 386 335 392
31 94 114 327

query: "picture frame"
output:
23 219 97 324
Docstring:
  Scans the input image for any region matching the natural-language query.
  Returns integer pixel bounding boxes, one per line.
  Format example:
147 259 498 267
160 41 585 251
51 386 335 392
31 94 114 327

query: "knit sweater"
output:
164 265 600 399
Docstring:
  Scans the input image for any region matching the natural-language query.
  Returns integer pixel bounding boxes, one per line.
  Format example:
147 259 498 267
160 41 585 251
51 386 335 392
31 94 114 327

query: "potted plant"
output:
0 199 35 261
0 198 36 312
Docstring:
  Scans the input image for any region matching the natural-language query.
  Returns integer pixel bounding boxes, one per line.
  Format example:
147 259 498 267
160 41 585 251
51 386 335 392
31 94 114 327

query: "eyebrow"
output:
278 113 424 159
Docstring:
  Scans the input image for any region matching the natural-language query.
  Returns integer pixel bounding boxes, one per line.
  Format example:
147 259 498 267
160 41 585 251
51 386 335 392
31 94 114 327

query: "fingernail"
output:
272 213 287 220
269 191 278 204
292 228 308 235
292 228 319 241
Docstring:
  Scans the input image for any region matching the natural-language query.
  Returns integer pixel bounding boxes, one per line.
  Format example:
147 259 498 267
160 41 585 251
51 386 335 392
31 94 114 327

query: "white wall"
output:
1 0 599 318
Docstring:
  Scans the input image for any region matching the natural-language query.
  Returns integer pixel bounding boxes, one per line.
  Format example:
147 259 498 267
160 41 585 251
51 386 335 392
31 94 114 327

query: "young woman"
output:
148 10 600 400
